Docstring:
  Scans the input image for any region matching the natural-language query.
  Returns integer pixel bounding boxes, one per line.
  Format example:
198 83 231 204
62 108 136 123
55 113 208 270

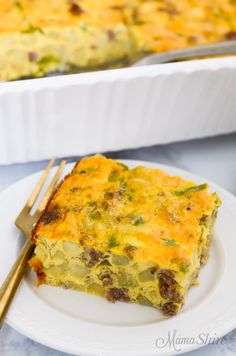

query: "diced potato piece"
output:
87 283 105 296
111 254 129 265
71 264 90 278
139 267 157 282
63 241 80 253
34 244 48 262
118 271 138 287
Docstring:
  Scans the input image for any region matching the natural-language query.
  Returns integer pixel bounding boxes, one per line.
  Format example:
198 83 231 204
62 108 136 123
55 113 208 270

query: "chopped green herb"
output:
90 211 101 219
179 263 190 273
80 23 88 31
37 55 57 70
212 209 218 220
199 214 209 226
87 201 97 208
171 258 190 272
108 169 128 187
22 25 44 35
212 192 222 208
107 235 119 248
162 239 178 246
173 183 208 196
127 193 133 202
119 177 127 192
133 216 144 226
108 170 119 182
14 0 23 11
117 162 129 170
36 55 58 74
134 19 146 25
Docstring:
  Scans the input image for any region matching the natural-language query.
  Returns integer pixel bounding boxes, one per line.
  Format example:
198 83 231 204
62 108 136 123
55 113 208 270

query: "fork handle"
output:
0 239 34 327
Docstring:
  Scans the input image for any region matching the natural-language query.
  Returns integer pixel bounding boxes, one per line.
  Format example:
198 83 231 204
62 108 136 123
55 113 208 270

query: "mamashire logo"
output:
155 329 226 352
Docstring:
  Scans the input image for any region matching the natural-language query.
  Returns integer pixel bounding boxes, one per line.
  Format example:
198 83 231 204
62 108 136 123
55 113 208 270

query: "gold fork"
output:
0 158 66 327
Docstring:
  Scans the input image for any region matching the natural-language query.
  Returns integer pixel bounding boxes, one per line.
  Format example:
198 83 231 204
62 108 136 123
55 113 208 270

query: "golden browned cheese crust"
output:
126 0 236 53
0 0 236 80
30 155 221 315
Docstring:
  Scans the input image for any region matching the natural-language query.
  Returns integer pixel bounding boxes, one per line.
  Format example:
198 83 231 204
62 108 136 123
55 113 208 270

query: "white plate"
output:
1 159 236 356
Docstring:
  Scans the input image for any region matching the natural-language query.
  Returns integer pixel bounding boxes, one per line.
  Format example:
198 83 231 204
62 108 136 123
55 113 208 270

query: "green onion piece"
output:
22 25 44 35
162 239 178 246
90 211 101 219
80 23 88 31
212 192 222 208
133 216 144 226
173 183 208 196
37 55 57 69
179 263 190 273
107 235 119 248
14 1 23 11
87 201 97 208
117 162 129 170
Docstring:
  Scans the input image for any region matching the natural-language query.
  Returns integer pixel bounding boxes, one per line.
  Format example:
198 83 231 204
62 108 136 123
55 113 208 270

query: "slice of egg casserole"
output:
1 0 236 81
29 155 221 316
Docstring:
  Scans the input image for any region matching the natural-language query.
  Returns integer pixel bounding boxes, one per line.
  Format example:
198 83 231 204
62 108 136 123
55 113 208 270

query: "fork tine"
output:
35 160 66 214
26 158 55 210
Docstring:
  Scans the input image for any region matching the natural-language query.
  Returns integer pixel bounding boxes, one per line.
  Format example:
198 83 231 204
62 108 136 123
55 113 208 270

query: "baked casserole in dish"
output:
29 155 221 315
1 0 236 81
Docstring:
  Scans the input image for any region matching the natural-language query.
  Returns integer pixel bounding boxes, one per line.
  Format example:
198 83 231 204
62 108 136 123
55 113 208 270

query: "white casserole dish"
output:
0 57 236 165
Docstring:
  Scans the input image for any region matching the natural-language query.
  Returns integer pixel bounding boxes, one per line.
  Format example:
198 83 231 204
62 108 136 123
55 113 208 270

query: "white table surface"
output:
0 132 236 356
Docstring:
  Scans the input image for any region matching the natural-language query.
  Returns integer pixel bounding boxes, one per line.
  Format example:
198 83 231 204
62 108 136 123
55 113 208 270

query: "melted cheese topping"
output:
127 0 236 53
34 155 218 270
0 0 236 80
